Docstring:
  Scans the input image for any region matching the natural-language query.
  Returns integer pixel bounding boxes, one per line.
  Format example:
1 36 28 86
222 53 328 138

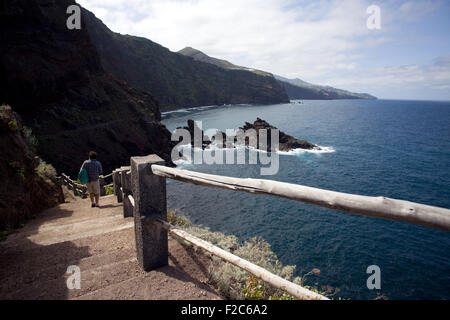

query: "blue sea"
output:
161 99 450 300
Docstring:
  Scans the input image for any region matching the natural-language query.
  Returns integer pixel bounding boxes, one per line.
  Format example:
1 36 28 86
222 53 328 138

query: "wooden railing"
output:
151 165 450 232
110 154 450 300
59 172 113 197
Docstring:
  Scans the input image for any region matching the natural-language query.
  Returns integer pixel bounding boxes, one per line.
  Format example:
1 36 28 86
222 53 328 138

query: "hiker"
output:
80 151 103 207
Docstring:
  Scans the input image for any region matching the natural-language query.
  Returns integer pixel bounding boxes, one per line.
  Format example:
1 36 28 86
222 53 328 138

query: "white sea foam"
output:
173 157 193 167
177 143 335 155
235 144 335 155
172 143 335 168
162 104 225 117
277 146 335 155
161 108 190 116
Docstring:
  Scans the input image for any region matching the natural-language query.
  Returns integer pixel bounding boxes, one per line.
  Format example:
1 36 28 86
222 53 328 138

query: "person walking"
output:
80 151 103 207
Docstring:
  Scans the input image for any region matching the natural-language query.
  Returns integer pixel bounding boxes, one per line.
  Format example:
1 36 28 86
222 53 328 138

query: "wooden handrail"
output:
59 172 112 198
151 164 450 232
128 194 135 207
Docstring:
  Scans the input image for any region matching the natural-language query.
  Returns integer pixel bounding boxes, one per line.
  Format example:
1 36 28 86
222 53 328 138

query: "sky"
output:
77 0 450 100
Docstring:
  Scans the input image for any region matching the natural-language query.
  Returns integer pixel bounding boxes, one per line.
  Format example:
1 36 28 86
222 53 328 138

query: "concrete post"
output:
120 166 133 218
113 170 123 203
131 154 168 271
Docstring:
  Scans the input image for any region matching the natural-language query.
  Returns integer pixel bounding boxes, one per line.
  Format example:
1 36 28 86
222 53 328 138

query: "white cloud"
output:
398 0 442 22
77 0 379 77
320 56 450 99
77 0 449 99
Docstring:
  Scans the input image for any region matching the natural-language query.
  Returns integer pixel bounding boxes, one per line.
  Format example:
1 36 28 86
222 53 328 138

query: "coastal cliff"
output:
0 0 175 177
82 11 290 111
179 47 377 101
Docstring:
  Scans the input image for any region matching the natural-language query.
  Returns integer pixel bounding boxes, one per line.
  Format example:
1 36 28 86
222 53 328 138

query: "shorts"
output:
86 180 100 195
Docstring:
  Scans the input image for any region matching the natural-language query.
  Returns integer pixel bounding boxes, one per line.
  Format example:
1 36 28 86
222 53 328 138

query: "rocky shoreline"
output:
176 118 320 152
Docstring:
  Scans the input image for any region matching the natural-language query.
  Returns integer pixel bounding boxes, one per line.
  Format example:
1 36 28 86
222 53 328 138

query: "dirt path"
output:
0 188 223 300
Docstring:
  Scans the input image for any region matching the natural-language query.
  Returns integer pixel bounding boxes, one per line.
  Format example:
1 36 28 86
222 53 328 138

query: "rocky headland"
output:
175 118 319 152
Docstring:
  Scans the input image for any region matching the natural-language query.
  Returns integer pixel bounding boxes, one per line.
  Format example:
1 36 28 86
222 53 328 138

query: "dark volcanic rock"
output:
241 118 319 151
177 118 319 152
0 0 175 177
176 120 211 149
0 106 64 229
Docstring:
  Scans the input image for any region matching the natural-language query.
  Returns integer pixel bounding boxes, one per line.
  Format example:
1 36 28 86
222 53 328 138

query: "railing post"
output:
99 176 106 196
72 180 78 196
113 169 123 203
81 185 87 198
120 166 133 218
131 154 168 271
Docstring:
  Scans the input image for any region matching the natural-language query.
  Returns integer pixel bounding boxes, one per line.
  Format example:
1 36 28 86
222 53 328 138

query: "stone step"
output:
0 191 223 300
0 228 135 281
0 246 136 297
1 195 124 250
27 217 134 246
75 269 221 300
3 253 141 300
75 241 222 300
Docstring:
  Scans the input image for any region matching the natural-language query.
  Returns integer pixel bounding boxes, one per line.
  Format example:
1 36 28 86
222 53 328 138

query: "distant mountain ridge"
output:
82 13 290 111
178 47 376 100
274 75 376 100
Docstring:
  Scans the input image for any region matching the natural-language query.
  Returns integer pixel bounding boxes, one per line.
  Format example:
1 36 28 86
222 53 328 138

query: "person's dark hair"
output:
89 151 97 159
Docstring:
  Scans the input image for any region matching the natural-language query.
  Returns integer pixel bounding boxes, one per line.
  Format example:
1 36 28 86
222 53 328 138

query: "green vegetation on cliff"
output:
0 105 64 230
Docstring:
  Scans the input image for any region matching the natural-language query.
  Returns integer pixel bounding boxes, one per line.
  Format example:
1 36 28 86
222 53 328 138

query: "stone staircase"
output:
0 188 222 300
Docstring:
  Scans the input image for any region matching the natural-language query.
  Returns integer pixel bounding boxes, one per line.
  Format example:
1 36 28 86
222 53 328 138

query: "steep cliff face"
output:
0 106 64 229
179 47 377 100
82 10 289 111
0 0 174 177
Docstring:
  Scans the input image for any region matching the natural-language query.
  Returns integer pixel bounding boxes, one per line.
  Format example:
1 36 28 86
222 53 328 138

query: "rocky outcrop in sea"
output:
176 118 320 152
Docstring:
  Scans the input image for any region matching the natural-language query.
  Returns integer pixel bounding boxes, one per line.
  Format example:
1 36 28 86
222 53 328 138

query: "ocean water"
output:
161 99 450 300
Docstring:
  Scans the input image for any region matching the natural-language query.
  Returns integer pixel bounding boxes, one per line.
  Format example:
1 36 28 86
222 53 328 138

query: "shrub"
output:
242 275 268 300
206 236 298 299
23 126 38 152
9 161 22 169
0 231 8 242
9 161 25 180
8 120 17 132
36 159 57 181
166 209 329 300
0 104 11 112
167 209 191 228
242 276 295 300
105 185 114 195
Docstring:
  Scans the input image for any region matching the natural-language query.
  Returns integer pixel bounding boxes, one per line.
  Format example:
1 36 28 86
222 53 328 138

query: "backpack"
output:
78 168 89 185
